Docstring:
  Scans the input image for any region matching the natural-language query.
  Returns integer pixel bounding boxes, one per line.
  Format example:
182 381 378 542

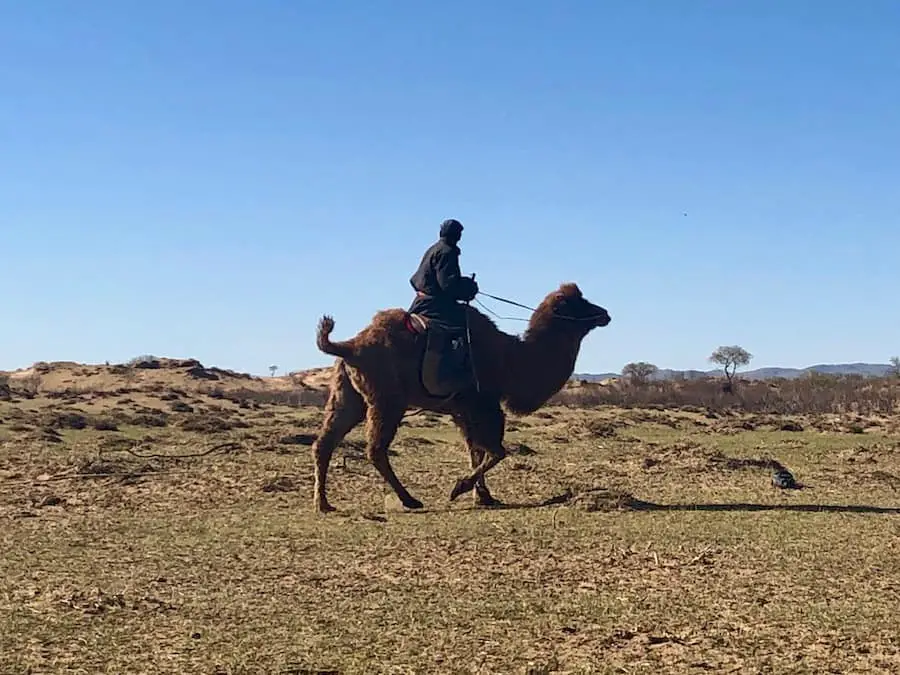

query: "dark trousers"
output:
409 295 472 384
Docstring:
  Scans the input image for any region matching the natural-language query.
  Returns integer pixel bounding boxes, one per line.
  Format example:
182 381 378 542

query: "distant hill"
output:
1 359 893 396
573 363 895 382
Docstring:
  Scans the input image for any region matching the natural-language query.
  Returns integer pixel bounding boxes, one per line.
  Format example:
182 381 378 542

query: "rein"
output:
477 291 537 315
475 290 606 323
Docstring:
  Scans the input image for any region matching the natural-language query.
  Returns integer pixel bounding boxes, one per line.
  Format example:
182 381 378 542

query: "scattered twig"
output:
59 470 190 481
99 440 240 460
0 441 242 487
686 545 715 566
1 468 195 486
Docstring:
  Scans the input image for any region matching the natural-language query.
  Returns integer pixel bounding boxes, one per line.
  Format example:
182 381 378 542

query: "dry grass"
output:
2 364 900 673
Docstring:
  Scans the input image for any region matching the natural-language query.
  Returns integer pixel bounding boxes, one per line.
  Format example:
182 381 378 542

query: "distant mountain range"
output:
573 363 896 382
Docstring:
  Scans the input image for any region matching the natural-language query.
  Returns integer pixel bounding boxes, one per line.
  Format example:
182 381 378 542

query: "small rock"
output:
261 476 297 492
508 442 537 456
36 495 64 508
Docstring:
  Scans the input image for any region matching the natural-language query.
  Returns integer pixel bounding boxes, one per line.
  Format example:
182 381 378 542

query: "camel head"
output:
528 283 611 336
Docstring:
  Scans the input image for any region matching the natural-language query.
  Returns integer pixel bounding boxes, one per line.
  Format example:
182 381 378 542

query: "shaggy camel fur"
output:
311 282 611 513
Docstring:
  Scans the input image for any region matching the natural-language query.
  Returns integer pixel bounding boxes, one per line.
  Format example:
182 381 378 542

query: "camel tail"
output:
316 315 358 362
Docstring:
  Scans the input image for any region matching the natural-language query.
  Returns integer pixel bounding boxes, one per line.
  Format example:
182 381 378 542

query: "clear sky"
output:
2 1 898 376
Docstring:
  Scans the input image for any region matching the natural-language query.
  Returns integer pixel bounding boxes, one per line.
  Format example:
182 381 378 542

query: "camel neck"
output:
502 329 581 414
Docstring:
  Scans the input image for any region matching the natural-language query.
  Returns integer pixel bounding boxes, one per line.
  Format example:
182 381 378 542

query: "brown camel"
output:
310 282 611 513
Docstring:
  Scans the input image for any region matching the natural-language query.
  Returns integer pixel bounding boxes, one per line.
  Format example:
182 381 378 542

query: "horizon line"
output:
2 356 895 378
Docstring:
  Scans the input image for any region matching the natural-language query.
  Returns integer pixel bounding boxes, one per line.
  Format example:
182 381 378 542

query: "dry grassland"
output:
2 362 900 673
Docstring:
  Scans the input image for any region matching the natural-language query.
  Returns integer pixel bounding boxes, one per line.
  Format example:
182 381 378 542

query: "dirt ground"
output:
2 372 900 674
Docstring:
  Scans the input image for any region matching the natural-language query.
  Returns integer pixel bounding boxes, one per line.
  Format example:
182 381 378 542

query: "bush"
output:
198 386 327 408
91 417 120 431
549 374 900 416
127 355 161 369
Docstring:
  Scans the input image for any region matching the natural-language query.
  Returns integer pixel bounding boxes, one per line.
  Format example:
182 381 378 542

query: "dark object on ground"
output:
772 466 801 489
780 421 804 432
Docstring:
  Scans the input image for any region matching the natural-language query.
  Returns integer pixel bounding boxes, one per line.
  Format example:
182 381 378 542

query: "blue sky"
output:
2 1 898 376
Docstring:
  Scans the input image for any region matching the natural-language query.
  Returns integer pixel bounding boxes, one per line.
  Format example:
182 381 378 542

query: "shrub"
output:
127 355 161 369
549 374 900 416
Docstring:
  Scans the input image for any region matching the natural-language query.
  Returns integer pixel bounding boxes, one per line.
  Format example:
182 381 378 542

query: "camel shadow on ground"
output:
634 502 900 515
480 498 900 515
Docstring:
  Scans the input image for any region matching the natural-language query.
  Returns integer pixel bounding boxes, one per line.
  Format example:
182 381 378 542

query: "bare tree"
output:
709 346 752 390
622 361 658 385
890 356 900 377
269 365 279 377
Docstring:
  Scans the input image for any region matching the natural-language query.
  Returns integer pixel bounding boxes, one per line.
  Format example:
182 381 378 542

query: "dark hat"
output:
439 219 463 238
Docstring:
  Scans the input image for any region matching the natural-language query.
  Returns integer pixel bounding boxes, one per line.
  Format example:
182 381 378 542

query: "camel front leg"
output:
453 411 502 507
465 445 505 506
450 399 507 502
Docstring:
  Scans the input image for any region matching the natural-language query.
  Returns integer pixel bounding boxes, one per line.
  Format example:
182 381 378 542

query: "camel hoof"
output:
315 500 337 514
475 494 503 508
402 497 424 510
450 477 474 501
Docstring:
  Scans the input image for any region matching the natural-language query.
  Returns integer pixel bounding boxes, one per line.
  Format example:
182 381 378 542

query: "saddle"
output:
405 313 476 397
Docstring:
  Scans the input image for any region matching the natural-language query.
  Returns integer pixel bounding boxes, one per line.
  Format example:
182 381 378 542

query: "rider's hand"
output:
460 276 478 302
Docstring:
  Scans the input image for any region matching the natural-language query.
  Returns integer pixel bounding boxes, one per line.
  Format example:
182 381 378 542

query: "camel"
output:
310 282 611 513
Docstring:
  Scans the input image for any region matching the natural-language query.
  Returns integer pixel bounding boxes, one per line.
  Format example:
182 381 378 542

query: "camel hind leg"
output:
312 362 366 513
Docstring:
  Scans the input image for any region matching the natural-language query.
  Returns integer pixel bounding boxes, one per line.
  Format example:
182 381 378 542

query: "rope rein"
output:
477 291 537 314
473 296 528 322
475 290 607 323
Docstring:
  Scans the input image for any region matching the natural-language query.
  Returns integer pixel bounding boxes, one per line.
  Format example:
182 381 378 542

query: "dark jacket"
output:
409 239 477 301
408 238 478 329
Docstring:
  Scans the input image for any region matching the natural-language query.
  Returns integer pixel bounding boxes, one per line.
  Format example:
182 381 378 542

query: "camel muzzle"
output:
588 305 611 327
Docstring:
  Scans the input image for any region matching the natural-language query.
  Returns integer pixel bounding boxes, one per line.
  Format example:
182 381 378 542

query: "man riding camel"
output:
407 218 479 391
408 218 479 330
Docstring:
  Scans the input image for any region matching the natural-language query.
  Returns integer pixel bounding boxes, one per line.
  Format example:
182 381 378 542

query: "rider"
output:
408 218 479 331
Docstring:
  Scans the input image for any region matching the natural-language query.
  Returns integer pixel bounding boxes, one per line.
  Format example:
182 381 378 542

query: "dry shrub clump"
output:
199 386 326 408
551 373 900 416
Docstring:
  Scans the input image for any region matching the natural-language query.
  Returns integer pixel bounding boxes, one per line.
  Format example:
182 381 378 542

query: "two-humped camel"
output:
311 282 611 512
